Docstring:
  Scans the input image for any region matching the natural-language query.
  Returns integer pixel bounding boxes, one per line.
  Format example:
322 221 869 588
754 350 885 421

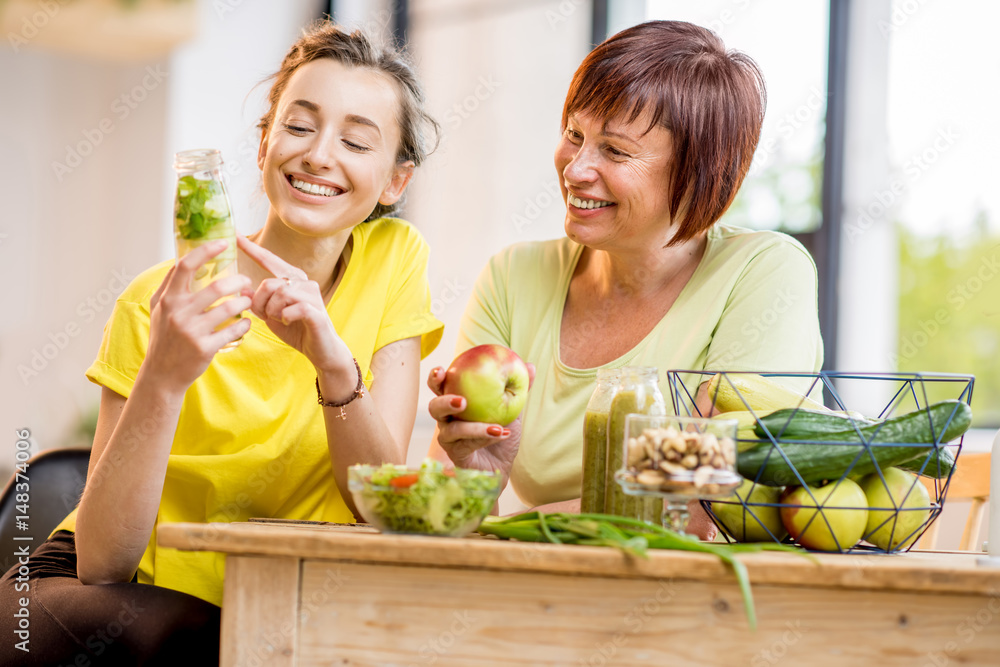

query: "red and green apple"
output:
442 344 530 426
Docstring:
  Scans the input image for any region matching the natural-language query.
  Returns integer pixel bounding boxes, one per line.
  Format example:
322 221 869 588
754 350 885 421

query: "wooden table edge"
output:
157 521 1000 597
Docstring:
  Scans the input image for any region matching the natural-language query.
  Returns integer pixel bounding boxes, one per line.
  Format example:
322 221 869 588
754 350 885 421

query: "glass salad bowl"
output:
348 460 501 537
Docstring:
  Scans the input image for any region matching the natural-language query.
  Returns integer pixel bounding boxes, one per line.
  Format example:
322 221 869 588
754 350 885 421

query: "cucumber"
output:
739 400 971 486
896 445 957 478
755 408 880 439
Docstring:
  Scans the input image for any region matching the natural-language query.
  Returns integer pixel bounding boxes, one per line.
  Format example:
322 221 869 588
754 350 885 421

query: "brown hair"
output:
563 20 766 245
258 20 439 221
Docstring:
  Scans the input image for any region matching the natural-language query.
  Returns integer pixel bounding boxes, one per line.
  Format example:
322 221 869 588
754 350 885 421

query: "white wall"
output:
405 0 590 457
403 1 590 511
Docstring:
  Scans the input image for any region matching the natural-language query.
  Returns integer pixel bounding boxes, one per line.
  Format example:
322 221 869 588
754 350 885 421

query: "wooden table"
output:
158 520 1000 666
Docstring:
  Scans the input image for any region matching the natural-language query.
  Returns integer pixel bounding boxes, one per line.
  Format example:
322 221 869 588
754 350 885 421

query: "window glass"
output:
888 0 1000 427
642 0 830 232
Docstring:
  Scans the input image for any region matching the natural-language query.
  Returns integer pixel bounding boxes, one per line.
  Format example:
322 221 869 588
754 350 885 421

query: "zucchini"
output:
706 373 827 414
739 400 971 486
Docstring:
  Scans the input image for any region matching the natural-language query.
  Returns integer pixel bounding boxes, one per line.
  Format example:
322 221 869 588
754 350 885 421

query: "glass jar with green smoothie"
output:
173 148 242 350
581 368 621 514
605 366 666 522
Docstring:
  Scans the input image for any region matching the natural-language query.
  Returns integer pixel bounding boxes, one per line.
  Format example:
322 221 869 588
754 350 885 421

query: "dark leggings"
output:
0 531 220 666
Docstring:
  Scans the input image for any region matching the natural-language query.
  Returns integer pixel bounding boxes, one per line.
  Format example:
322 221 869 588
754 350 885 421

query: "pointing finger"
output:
237 234 306 281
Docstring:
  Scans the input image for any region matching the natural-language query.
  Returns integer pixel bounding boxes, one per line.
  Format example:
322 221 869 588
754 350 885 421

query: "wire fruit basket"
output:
664 370 976 553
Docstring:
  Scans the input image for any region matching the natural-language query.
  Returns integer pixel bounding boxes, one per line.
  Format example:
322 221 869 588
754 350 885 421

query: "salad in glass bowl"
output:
348 459 501 537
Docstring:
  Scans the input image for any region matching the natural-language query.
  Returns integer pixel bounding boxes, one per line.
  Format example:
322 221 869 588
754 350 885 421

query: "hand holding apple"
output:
442 344 531 426
427 349 534 488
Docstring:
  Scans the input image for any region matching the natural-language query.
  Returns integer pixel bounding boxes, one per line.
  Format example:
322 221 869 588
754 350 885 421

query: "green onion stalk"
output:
479 512 811 631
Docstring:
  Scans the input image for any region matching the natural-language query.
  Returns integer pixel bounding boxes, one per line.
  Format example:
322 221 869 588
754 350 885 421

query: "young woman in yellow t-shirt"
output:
0 21 442 666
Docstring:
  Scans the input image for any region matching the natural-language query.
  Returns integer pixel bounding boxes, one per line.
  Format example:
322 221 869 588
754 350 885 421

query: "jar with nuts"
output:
614 415 741 531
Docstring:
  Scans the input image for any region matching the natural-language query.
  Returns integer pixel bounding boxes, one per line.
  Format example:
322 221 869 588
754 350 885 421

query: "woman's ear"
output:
257 132 269 171
378 160 415 206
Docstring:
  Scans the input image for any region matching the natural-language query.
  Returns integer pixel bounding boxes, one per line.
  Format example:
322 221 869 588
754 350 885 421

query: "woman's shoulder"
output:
116 258 175 311
708 223 815 266
487 237 578 275
355 217 428 252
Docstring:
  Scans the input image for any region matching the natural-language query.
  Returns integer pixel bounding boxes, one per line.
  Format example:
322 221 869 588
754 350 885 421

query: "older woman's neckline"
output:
576 233 708 300
557 233 711 369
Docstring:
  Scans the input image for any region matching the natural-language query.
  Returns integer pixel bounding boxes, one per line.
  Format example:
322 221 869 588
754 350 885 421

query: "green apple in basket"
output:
780 478 869 552
711 477 788 542
860 467 931 551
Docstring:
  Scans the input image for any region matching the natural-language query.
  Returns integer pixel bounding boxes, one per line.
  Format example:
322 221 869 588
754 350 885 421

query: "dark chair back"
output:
0 448 90 574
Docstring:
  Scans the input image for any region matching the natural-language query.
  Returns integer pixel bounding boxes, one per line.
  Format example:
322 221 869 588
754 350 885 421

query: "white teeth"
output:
291 177 340 197
568 193 612 210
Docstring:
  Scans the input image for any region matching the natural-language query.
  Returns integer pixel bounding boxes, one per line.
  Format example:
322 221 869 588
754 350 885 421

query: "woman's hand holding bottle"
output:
145 240 253 391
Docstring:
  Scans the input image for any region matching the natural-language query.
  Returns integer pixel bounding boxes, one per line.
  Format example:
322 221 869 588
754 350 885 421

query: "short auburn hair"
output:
258 20 439 221
563 21 766 245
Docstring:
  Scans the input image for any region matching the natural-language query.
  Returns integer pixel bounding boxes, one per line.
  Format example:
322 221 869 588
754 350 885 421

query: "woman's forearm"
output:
74 370 185 584
320 389 406 518
318 340 419 518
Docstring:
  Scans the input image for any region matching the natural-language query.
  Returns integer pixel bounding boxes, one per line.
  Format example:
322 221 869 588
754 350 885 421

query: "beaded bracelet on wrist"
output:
316 358 366 420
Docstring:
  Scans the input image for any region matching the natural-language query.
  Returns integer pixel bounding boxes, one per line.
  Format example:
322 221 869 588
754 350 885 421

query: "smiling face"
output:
554 110 678 251
258 58 413 236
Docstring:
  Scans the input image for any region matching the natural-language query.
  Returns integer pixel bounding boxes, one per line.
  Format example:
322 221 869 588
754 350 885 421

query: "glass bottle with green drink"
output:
581 368 621 514
173 148 242 350
605 366 666 521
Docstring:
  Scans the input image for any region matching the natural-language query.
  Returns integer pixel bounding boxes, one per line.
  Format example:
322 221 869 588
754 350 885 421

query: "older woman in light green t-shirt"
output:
426 20 823 538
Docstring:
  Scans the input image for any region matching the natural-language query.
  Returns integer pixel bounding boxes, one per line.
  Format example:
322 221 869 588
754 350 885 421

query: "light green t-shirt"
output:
456 224 824 508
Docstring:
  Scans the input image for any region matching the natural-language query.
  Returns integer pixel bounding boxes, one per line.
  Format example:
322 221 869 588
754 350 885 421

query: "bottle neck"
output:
620 367 659 388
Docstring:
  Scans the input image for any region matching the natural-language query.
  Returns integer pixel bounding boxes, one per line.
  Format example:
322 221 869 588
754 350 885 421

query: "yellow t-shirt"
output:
55 218 443 606
456 224 824 508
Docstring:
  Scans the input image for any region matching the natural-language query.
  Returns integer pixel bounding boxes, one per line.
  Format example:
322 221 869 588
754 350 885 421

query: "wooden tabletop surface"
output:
157 520 1000 597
